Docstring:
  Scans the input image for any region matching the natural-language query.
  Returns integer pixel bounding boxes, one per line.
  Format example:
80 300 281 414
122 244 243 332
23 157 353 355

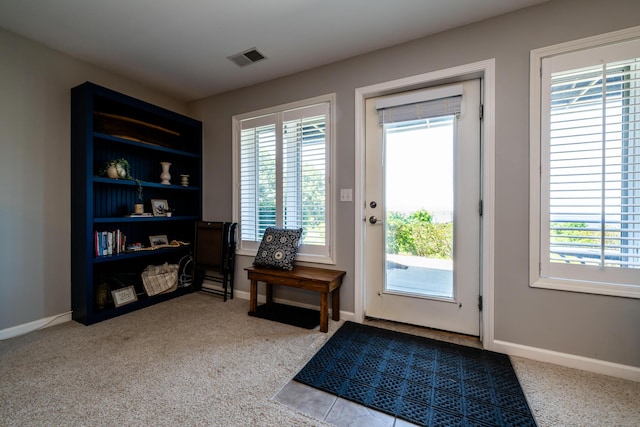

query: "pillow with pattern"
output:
253 227 302 270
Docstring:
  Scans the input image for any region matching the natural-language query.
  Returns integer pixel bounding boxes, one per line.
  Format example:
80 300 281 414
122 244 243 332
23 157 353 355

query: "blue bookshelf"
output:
71 82 202 325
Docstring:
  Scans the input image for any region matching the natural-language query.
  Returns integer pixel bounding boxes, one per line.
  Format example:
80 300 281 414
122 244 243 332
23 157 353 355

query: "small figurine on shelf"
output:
180 174 190 186
156 206 175 217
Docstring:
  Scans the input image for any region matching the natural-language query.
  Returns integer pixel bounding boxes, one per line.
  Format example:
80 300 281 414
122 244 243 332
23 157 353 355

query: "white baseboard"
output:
217 286 638 381
0 311 72 341
492 339 640 382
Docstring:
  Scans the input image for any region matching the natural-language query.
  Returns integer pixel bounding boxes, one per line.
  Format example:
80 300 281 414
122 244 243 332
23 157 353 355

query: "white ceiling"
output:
0 0 547 101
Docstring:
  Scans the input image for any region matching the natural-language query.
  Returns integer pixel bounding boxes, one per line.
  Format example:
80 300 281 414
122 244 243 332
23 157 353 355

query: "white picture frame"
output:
111 286 138 307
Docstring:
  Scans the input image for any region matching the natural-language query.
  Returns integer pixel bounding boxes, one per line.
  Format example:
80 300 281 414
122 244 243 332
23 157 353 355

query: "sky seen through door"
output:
385 118 454 223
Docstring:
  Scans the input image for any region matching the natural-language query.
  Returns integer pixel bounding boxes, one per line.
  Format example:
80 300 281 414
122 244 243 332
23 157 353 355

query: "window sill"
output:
531 277 640 299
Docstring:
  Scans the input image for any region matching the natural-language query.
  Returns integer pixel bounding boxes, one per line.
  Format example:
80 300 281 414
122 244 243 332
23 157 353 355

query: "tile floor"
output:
273 319 482 427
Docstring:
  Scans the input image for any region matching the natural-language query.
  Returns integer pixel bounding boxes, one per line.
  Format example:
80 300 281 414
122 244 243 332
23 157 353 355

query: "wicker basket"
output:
141 263 179 296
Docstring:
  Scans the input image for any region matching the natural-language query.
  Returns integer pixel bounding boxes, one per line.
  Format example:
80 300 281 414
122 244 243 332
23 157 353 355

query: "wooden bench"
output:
245 265 346 332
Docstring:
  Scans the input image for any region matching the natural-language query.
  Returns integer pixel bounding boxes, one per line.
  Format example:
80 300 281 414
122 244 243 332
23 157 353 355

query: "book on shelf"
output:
124 212 153 217
94 229 127 256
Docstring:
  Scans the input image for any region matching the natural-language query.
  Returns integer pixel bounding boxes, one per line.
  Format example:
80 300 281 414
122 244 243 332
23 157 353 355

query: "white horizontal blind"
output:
378 96 462 124
239 114 276 243
236 100 332 259
282 104 328 247
543 48 640 285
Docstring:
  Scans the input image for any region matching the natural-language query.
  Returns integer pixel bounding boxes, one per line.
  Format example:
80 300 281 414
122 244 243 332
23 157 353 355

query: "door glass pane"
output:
384 116 454 299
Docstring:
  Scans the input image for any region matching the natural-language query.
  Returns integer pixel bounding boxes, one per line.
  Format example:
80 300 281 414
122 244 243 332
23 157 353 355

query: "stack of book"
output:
95 230 127 256
124 212 153 218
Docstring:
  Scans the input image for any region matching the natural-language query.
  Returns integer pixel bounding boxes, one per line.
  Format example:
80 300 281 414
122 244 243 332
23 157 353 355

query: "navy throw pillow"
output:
253 227 302 270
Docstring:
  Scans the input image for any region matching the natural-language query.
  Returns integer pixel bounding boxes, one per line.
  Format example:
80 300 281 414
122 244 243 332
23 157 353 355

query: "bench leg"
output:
320 292 328 333
249 279 257 314
331 289 340 321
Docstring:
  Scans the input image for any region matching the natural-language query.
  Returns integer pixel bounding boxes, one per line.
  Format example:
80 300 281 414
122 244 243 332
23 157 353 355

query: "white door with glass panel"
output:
365 80 481 335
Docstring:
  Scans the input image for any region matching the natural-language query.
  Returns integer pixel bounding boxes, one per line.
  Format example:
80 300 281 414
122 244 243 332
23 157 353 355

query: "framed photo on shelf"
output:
111 286 138 308
151 199 169 216
149 234 169 247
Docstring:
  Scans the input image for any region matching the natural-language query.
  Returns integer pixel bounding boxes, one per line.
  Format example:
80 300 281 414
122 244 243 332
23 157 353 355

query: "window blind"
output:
239 115 276 243
237 101 331 257
282 113 326 245
547 58 640 271
376 85 463 124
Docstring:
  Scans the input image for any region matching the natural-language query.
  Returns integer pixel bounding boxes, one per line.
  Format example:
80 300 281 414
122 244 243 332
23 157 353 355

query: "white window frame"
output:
530 26 640 298
232 94 336 264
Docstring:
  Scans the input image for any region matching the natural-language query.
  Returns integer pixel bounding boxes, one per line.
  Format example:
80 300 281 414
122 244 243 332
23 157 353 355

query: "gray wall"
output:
188 0 640 367
0 29 187 331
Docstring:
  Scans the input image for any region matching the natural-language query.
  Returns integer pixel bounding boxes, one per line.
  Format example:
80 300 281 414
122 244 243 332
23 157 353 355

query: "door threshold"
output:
363 316 482 349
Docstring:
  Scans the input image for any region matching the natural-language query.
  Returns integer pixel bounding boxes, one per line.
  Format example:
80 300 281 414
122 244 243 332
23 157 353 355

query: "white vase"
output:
160 162 172 185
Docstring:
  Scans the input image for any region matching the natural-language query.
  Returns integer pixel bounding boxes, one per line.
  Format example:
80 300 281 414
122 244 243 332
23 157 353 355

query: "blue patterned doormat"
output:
294 322 536 426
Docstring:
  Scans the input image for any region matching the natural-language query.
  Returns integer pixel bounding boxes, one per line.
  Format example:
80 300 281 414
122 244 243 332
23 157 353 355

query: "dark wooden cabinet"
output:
71 82 202 325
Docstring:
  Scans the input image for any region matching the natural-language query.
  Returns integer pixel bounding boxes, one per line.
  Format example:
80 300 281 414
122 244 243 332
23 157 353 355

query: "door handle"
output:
369 215 384 225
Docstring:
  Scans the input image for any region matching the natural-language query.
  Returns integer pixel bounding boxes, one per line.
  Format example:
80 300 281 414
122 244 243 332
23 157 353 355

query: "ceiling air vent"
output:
227 48 267 67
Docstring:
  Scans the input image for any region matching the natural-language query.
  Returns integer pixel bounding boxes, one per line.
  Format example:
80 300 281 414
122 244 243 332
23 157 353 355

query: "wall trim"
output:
493 339 640 382
7 292 636 381
0 311 72 341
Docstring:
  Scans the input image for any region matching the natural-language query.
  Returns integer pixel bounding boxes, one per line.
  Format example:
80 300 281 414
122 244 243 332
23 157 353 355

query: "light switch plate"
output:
340 188 353 202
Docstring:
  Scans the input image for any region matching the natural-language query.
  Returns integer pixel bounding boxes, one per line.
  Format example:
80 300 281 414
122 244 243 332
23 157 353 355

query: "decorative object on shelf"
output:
160 161 172 185
178 254 193 287
180 174 190 186
94 111 180 148
149 234 169 247
95 281 110 309
164 207 175 217
151 199 169 216
111 285 138 307
100 158 144 202
134 203 144 214
101 158 128 179
141 262 179 296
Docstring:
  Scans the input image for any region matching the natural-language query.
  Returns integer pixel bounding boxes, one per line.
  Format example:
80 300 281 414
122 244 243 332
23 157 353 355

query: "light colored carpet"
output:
1 293 639 426
0 293 337 426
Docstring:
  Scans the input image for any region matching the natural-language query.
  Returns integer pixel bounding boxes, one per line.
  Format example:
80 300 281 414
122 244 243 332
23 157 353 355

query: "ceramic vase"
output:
106 164 126 179
160 162 172 185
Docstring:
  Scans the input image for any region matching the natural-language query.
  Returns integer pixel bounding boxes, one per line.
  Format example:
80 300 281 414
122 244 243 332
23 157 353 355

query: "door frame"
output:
354 59 496 348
